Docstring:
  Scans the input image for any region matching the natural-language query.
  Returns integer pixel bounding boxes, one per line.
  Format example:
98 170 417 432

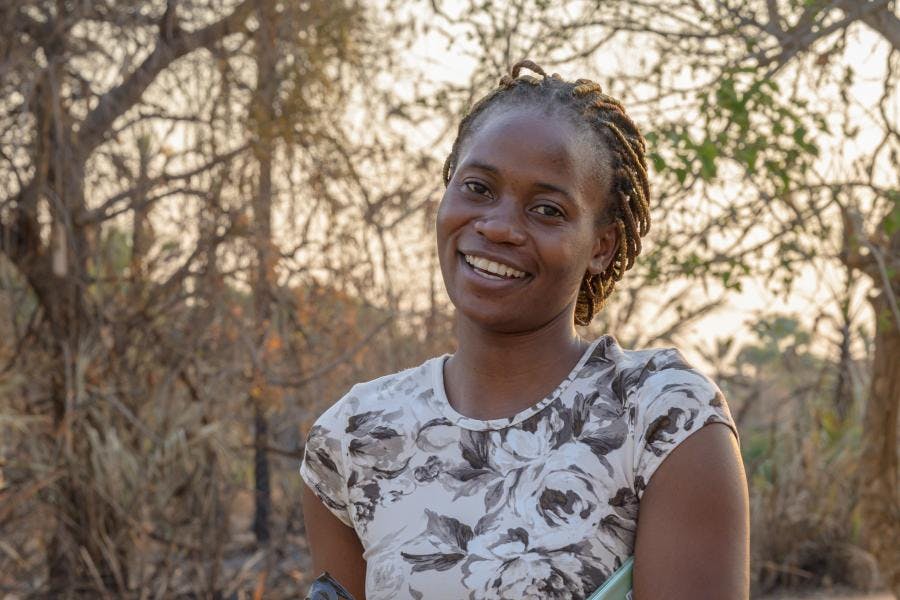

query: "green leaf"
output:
884 192 900 235
697 140 718 180
737 145 759 173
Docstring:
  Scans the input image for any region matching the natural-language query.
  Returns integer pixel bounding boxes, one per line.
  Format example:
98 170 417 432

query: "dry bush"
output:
719 315 885 596
747 406 882 595
0 250 453 597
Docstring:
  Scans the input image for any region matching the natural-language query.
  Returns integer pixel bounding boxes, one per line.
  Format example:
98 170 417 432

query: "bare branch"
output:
838 0 900 50
76 144 248 225
266 316 393 388
76 0 261 153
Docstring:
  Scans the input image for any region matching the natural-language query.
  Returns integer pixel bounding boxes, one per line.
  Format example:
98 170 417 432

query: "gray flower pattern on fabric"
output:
299 335 738 599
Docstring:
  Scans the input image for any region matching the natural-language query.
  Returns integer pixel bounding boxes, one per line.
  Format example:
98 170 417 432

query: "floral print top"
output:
299 335 738 600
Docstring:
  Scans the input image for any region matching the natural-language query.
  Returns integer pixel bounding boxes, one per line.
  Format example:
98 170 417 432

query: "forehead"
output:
457 105 610 201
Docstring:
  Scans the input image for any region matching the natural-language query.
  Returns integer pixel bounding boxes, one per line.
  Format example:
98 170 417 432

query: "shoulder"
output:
300 355 443 509
595 338 738 496
598 338 727 413
636 345 729 419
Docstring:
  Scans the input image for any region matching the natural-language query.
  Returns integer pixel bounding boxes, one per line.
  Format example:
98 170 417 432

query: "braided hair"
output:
442 60 651 326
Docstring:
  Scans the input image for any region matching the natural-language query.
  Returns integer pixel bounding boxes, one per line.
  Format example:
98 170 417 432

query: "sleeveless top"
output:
299 335 738 599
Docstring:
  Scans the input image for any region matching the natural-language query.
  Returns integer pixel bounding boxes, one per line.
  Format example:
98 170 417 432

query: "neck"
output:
443 308 592 420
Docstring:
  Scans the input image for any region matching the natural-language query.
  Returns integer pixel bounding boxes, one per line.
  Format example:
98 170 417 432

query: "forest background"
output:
0 0 897 598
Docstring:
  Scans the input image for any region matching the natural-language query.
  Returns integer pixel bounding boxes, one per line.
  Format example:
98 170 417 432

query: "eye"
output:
463 180 493 198
532 203 564 218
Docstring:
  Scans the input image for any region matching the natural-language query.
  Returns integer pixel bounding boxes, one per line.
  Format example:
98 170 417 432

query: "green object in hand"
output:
585 556 634 600
304 559 633 600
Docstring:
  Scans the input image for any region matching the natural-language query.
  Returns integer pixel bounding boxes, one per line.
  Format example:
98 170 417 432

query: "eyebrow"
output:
464 160 575 202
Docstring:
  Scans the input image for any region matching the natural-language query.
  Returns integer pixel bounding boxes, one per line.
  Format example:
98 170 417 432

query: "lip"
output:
457 251 533 286
457 250 531 276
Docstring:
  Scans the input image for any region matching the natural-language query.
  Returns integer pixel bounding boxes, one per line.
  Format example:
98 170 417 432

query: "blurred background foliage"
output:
0 0 897 597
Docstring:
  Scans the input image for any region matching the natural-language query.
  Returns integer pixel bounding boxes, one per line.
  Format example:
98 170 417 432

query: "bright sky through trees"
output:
399 11 894 363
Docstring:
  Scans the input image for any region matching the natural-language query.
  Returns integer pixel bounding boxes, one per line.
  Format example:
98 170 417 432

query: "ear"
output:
587 221 619 275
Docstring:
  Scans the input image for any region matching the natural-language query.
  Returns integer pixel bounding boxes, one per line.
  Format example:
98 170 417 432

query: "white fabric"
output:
300 335 737 599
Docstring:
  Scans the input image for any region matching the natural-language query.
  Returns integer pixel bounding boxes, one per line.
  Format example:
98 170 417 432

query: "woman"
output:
300 60 750 599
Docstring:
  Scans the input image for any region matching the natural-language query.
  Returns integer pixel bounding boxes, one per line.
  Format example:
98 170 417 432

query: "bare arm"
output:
633 423 750 599
301 482 367 599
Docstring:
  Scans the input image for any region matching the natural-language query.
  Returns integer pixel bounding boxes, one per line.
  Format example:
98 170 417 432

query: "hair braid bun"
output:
510 59 546 79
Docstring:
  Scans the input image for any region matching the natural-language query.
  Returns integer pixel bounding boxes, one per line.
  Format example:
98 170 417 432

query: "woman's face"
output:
436 105 617 333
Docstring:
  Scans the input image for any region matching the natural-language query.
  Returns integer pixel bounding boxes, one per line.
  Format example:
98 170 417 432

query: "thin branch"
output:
838 0 900 50
76 144 247 225
859 238 900 332
266 316 393 388
76 0 261 153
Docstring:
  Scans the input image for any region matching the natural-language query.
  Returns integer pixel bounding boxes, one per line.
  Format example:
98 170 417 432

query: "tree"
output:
0 1 269 589
419 0 898 592
0 0 386 593
617 3 899 590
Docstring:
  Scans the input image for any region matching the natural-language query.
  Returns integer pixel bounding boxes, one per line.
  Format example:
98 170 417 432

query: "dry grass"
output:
0 283 885 597
743 381 884 597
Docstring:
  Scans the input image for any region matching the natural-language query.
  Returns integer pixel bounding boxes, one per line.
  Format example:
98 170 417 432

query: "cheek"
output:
536 228 591 266
435 192 469 245
435 194 460 272
434 196 450 240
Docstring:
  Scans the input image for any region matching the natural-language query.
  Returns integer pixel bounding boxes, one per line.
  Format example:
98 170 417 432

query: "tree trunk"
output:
833 266 854 420
859 288 900 596
253 403 272 543
28 70 123 594
250 0 278 546
131 136 153 285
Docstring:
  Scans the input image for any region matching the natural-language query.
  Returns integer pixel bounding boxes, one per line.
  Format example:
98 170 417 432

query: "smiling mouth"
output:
462 253 528 280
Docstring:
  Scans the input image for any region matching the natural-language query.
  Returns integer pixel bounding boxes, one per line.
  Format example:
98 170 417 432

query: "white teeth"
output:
464 254 526 279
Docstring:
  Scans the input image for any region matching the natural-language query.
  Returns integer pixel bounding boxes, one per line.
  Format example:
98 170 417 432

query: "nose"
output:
473 199 527 245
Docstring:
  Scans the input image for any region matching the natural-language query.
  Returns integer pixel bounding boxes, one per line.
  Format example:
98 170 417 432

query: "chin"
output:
462 314 531 334
453 299 571 335
450 298 521 332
